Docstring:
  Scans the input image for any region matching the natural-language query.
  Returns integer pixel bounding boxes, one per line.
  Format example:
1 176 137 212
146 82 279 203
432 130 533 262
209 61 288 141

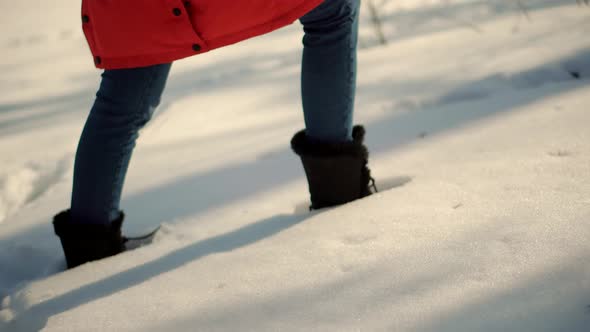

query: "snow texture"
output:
1 0 590 331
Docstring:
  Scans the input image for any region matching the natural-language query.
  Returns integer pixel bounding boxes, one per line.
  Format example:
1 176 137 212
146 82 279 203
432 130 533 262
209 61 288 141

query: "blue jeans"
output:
71 0 360 224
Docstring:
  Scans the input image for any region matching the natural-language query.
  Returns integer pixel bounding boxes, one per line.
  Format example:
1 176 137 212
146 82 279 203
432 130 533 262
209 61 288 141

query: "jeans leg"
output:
71 63 172 224
299 0 360 143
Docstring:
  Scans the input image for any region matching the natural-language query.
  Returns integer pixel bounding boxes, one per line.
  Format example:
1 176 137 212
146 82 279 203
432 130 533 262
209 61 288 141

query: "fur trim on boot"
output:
291 125 376 209
291 125 367 158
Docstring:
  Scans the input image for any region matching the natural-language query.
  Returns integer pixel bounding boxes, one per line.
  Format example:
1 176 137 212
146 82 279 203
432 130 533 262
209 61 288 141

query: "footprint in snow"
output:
375 175 413 192
0 157 71 224
58 29 74 40
3 37 27 49
0 244 61 309
341 234 378 245
292 176 413 215
293 202 311 215
340 264 356 273
548 150 572 157
25 34 46 45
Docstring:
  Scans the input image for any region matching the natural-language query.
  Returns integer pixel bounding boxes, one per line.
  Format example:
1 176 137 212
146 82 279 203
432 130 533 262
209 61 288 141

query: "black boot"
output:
53 210 126 269
291 125 377 210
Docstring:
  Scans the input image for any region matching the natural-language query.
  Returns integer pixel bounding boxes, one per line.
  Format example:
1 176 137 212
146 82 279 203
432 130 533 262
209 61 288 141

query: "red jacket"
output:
81 0 323 69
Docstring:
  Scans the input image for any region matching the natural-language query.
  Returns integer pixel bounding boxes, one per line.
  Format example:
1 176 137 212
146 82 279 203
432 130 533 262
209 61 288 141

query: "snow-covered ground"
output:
1 0 589 331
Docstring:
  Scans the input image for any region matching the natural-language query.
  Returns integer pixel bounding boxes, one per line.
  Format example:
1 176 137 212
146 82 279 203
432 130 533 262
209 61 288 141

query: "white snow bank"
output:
1 0 589 331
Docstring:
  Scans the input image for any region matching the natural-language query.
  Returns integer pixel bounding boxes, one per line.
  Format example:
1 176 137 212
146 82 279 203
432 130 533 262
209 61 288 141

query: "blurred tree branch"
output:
363 0 588 48
366 0 388 45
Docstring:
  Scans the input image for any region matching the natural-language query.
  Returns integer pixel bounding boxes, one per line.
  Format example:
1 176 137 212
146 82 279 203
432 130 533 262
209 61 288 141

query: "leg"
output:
293 0 375 209
299 0 360 142
71 63 172 224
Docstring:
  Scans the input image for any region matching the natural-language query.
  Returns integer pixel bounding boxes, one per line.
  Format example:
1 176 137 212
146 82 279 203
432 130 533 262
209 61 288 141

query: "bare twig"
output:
515 0 532 21
366 0 388 45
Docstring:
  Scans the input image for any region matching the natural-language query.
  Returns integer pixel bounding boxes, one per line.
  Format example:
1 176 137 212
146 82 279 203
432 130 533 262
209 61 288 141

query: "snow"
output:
1 0 590 331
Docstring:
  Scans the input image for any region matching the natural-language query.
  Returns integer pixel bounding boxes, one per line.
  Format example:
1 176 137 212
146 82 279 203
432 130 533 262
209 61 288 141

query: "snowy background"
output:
1 0 590 331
